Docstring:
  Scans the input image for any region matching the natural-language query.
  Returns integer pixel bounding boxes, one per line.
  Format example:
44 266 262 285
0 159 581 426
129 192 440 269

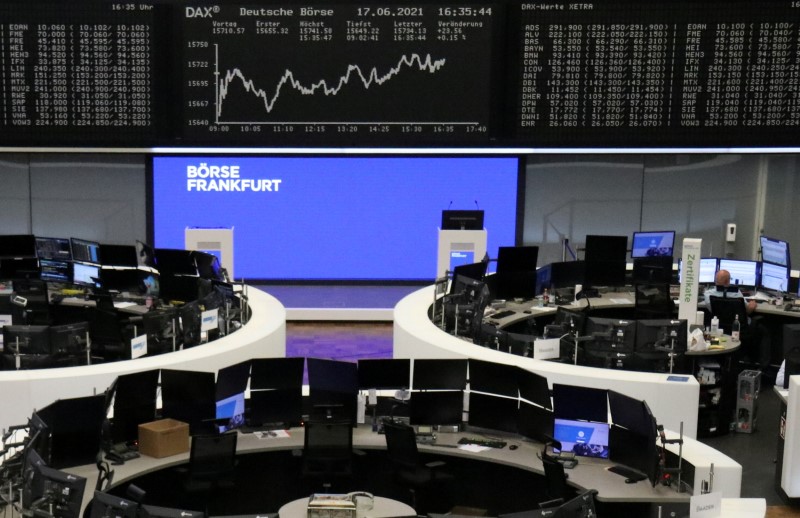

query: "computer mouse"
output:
509 444 518 450
523 310 532 314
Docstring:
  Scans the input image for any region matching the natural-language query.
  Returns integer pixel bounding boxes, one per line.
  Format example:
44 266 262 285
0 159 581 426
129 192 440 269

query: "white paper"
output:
201 308 219 331
690 492 722 518
533 338 560 360
130 334 148 359
458 444 491 452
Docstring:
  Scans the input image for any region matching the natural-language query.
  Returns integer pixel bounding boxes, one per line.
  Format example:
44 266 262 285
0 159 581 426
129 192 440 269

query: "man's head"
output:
715 269 731 287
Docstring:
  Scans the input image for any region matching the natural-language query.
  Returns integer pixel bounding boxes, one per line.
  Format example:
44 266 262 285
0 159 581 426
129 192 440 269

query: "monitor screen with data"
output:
718 259 758 287
553 418 610 459
760 262 789 293
761 236 790 268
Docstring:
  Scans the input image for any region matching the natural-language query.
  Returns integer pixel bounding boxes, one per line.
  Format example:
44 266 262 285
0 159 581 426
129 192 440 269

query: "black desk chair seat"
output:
708 296 749 335
541 454 571 503
179 432 238 513
302 419 354 492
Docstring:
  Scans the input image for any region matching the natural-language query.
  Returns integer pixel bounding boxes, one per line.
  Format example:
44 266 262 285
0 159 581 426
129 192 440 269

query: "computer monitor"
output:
72 261 100 287
536 261 586 295
215 361 251 430
494 246 539 300
141 505 204 518
24 464 86 518
35 237 72 261
3 324 50 354
26 412 51 464
357 358 411 390
89 490 140 518
632 256 674 284
468 359 519 398
21 448 47 509
718 259 758 287
553 418 609 459
409 391 463 426
250 357 305 390
49 322 89 356
193 251 225 281
609 424 659 488
635 319 688 354
154 248 197 276
70 238 101 265
608 390 655 436
517 369 551 409
249 388 303 429
179 301 202 347
516 401 554 443
545 306 587 339
99 244 139 267
36 395 106 469
161 369 216 434
307 358 359 422
0 234 37 258
441 210 484 230
111 370 159 445
760 262 789 293
412 359 468 390
0 257 40 279
136 240 156 268
631 231 675 258
699 257 719 284
761 235 790 268
583 235 628 288
39 259 71 283
468 392 518 433
552 384 607 423
584 317 636 353
449 261 489 295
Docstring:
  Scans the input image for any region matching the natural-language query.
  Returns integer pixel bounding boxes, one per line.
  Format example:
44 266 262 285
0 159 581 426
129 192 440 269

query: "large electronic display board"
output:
151 156 519 280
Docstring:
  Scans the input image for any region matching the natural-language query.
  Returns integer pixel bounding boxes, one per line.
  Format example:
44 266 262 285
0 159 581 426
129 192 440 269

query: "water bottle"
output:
731 314 741 342
543 288 550 306
710 315 719 335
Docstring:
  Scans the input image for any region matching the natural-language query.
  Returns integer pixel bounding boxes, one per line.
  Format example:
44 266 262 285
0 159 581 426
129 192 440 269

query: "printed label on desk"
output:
667 375 690 382
533 338 560 360
690 491 721 518
201 308 219 331
131 334 148 359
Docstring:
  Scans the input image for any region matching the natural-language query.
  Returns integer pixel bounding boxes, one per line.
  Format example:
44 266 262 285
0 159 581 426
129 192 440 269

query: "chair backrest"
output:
541 456 569 502
709 296 748 334
382 420 419 469
303 419 353 462
189 432 238 480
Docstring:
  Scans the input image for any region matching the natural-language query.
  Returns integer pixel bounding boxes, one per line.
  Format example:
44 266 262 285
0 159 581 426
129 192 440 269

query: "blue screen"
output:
152 157 518 280
553 418 610 459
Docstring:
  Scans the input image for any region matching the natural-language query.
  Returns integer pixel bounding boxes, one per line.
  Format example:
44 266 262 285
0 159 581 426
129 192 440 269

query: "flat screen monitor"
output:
72 261 100 287
39 259 71 283
99 244 138 267
635 319 688 354
98 268 142 293
449 261 489 294
27 412 51 463
583 235 628 287
26 464 86 518
718 259 758 287
609 425 659 488
699 257 719 284
517 401 554 443
494 246 540 300
632 256 674 284
111 370 159 444
549 306 587 337
155 248 197 276
193 251 225 281
70 238 101 265
760 262 789 293
215 360 251 430
467 392 518 434
553 418 609 459
179 301 202 347
412 359 468 390
496 246 539 274
141 505 204 518
584 317 636 354
468 359 519 398
552 384 608 423
90 490 140 518
517 369 551 409
21 448 47 509
357 358 411 390
3 325 50 354
441 210 484 230
307 358 359 394
215 392 246 431
631 231 675 258
409 391 463 426
249 388 303 428
36 395 106 469
49 322 88 356
761 235 790 268
160 369 216 434
0 234 37 258
136 240 156 268
250 357 305 390
0 257 41 279
608 391 655 436
35 237 72 261
537 260 586 295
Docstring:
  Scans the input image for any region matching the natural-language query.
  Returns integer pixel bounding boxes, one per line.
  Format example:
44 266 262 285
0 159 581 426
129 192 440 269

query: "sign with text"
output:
690 491 721 518
131 335 148 360
679 238 703 325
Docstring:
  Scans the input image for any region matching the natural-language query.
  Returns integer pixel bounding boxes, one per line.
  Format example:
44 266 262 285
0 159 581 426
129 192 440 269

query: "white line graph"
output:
214 44 448 122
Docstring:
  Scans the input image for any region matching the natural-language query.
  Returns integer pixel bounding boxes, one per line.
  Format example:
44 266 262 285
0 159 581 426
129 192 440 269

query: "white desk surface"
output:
279 496 414 518
720 498 767 518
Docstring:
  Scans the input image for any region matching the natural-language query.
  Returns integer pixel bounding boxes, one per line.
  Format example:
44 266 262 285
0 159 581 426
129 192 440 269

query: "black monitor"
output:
249 388 303 429
141 505 204 518
357 358 411 390
517 401 554 443
26 412 51 464
760 262 789 293
0 257 40 279
552 384 608 423
631 231 675 258
545 306 587 338
410 391 463 426
111 370 159 445
760 235 790 268
449 261 489 295
193 251 225 281
412 359 468 390
308 358 359 423
89 490 140 518
552 490 598 518
70 238 101 265
72 261 101 287
718 259 758 287
179 301 202 347
583 235 628 287
584 317 636 353
536 261 586 295
635 319 688 354
3 325 50 354
468 359 519 398
21 447 47 509
467 392 518 434
49 322 89 356
40 259 71 283
36 395 106 469
632 256 674 285
441 210 484 230
161 369 216 434
142 308 178 354
99 244 139 268
25 464 86 518
136 240 156 268
36 237 72 261
553 418 609 459
609 424 659 488
250 357 305 390
608 390 655 437
517 369 551 409
215 361 251 430
154 248 197 276
0 234 37 258
494 246 539 300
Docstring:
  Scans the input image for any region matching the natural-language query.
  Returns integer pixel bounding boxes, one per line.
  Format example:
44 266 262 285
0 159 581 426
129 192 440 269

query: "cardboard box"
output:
138 419 189 458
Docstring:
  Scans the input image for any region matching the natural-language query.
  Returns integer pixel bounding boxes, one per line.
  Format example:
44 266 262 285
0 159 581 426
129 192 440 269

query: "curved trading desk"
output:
0 287 286 432
66 424 741 517
394 286 700 438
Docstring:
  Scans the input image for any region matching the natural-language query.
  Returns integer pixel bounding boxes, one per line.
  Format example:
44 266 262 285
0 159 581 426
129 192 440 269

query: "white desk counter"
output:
394 286 700 439
0 287 286 432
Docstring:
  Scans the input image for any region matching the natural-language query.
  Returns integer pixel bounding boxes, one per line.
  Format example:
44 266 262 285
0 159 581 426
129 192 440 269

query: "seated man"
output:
705 269 770 371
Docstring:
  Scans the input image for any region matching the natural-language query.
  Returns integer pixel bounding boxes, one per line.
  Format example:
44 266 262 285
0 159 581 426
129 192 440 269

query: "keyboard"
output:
608 464 647 481
458 437 507 449
490 310 516 320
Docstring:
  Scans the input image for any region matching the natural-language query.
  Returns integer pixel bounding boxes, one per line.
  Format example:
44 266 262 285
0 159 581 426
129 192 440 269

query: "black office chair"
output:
382 420 454 513
181 432 238 513
634 283 675 320
541 455 571 504
709 296 749 335
301 418 354 491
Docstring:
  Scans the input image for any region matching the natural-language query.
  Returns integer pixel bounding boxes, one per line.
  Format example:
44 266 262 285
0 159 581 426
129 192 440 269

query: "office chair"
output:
382 420 454 513
88 307 130 361
180 432 238 514
301 419 354 491
634 283 675 320
541 455 571 504
709 296 749 335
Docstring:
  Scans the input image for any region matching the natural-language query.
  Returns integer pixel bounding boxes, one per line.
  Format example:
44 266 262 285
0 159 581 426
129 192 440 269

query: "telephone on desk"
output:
105 442 140 464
